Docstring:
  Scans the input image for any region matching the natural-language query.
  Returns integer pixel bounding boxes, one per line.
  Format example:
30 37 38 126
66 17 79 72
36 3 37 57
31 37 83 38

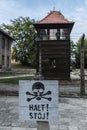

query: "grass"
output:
0 62 35 84
11 62 34 69
0 76 33 84
0 73 18 77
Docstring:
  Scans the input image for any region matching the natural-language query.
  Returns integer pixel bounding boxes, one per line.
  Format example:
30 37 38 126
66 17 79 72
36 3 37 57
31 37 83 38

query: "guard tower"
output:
34 11 74 80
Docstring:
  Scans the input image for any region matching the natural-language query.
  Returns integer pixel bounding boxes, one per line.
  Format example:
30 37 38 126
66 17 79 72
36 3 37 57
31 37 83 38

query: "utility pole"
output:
80 33 85 96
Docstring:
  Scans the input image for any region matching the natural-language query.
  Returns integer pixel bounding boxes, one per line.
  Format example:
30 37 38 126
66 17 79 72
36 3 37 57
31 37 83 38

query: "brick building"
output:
0 29 13 71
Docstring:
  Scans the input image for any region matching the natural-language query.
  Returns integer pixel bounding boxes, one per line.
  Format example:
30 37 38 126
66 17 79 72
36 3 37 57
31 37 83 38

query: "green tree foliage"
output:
71 41 76 68
71 41 76 59
75 38 81 68
2 17 36 67
75 37 87 68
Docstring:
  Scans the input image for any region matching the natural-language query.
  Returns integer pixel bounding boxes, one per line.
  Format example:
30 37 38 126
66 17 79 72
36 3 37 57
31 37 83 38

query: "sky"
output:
0 0 87 42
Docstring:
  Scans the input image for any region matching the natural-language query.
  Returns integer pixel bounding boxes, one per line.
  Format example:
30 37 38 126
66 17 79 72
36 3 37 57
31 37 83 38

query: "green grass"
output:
0 62 35 84
11 62 34 69
0 76 33 84
0 73 17 77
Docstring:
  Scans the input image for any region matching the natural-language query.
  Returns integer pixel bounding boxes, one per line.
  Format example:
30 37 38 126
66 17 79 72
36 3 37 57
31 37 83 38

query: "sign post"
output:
19 80 59 130
37 121 49 130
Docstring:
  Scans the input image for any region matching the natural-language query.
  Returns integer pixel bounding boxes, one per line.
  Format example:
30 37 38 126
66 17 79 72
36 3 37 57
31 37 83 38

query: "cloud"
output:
0 0 87 42
72 6 87 24
69 5 87 41
85 0 87 5
0 0 21 12
0 0 49 24
75 7 84 13
0 0 22 24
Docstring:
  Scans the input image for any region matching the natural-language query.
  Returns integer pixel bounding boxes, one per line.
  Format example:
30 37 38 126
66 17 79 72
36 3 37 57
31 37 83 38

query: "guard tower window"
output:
50 29 57 40
36 28 69 41
37 29 47 40
60 28 69 40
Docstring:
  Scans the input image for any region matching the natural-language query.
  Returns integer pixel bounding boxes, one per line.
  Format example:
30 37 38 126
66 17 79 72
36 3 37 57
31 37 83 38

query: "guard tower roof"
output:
38 11 74 24
34 11 74 29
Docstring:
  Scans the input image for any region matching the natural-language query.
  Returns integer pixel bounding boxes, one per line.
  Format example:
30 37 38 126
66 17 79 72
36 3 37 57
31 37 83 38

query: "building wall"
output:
36 40 70 80
0 33 12 71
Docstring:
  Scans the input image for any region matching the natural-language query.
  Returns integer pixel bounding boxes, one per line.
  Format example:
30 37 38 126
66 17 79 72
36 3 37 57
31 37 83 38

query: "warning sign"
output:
19 80 59 122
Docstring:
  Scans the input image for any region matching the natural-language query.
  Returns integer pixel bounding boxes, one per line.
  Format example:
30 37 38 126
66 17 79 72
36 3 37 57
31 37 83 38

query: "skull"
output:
32 82 45 100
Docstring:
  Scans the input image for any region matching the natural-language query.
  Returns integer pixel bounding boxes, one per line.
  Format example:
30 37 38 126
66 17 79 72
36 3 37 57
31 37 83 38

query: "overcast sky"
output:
0 0 87 42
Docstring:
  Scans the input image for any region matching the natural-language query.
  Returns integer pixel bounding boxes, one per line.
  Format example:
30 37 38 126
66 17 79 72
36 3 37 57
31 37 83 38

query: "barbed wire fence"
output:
71 33 87 42
71 33 86 96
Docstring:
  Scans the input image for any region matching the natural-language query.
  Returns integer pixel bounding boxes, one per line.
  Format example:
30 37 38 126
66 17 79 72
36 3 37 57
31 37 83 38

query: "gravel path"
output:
0 96 87 130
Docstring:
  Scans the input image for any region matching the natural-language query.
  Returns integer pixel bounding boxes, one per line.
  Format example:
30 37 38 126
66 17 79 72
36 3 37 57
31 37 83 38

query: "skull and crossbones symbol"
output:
26 82 52 102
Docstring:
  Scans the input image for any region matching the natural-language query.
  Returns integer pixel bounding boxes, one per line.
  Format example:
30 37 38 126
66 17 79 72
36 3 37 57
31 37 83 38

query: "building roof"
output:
0 28 14 40
38 11 73 24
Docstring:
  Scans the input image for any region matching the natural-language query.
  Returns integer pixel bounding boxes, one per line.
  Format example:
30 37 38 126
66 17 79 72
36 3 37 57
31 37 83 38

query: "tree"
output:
75 38 81 68
2 16 36 66
75 36 87 68
71 41 76 68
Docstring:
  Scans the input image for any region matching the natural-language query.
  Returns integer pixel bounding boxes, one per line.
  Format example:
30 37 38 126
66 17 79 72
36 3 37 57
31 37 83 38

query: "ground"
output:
0 96 87 130
0 68 87 130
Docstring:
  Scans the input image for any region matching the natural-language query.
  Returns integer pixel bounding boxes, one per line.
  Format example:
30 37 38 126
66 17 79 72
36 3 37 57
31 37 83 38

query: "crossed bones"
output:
26 90 52 102
26 82 52 102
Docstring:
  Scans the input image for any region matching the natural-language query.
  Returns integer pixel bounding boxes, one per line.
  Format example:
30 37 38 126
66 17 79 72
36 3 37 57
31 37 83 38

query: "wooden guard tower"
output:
34 11 74 80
